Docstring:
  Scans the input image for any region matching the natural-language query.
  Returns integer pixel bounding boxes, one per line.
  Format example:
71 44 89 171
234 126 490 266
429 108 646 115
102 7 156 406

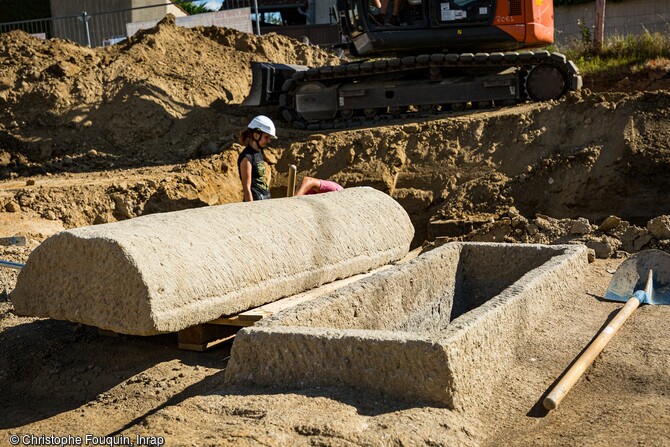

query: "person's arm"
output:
240 157 254 202
295 176 320 196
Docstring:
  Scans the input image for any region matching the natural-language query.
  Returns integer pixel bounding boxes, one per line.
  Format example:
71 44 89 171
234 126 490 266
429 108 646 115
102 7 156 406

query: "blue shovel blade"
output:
604 249 670 305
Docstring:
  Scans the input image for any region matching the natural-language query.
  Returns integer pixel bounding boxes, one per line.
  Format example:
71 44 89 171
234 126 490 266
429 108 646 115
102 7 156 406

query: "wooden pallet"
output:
178 248 422 351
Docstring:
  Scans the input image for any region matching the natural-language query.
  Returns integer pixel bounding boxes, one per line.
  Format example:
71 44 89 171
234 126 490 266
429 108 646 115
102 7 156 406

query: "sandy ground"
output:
1 256 668 446
1 16 670 447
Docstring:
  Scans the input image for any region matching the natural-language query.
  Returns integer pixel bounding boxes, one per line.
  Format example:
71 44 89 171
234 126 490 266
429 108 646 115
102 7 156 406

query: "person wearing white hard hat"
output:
237 115 276 201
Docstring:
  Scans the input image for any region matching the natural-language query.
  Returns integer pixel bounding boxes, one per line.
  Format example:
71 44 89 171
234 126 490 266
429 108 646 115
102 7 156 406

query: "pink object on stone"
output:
306 179 343 194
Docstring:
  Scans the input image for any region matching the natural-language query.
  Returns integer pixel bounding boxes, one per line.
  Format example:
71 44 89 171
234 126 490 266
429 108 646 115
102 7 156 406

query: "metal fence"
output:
0 1 261 47
0 1 343 50
220 0 261 34
0 13 85 44
555 0 670 44
261 23 341 47
220 0 257 9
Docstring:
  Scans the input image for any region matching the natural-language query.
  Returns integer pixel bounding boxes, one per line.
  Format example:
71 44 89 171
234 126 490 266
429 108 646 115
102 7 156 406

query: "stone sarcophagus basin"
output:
225 242 588 408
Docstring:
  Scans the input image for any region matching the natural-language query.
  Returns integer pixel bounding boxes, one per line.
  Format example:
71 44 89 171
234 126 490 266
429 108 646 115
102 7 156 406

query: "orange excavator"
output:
244 0 582 129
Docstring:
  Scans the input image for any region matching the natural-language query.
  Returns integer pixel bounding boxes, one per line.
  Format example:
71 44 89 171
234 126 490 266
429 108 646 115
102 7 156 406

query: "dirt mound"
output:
2 14 670 251
267 89 670 247
2 89 670 254
0 14 340 168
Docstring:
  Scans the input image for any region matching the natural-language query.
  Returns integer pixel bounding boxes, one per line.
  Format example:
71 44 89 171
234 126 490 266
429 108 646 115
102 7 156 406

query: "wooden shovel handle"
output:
543 296 641 410
287 165 297 197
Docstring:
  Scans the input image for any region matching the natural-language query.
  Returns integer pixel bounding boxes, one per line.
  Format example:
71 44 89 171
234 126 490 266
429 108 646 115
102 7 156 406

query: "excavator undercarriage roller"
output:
526 63 570 101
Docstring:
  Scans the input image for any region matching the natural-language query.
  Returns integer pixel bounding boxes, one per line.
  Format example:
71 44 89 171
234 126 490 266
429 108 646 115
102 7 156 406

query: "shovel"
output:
544 249 670 410
0 260 24 270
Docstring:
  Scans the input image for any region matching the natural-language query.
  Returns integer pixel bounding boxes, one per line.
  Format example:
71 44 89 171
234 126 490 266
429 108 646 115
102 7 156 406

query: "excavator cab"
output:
337 0 554 56
363 0 493 28
366 0 424 27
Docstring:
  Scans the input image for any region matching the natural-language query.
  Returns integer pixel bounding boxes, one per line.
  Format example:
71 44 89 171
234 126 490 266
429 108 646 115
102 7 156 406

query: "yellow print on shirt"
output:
256 161 268 189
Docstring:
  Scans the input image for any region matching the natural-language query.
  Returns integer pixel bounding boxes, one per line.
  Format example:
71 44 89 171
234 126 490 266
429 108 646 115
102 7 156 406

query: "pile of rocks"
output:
445 210 670 260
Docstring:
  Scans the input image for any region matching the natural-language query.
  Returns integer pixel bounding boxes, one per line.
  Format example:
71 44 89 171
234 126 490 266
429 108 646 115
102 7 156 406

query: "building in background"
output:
49 0 187 46
50 0 187 23
1 0 338 48
242 0 339 46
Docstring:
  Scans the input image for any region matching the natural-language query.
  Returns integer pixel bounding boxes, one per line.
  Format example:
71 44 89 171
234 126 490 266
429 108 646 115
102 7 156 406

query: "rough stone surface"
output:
534 215 555 231
585 235 621 259
587 248 596 263
621 225 649 253
634 233 655 251
10 187 414 335
599 215 622 232
4 202 20 212
647 215 670 240
225 242 588 408
570 217 591 235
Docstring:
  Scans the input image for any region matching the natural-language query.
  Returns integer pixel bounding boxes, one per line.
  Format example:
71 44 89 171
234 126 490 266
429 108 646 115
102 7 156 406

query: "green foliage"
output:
174 0 215 15
577 18 591 46
263 12 283 25
0 0 51 22
555 29 670 75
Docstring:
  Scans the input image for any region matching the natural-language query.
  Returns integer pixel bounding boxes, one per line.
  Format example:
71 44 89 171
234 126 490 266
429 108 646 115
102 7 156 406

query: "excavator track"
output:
279 50 581 130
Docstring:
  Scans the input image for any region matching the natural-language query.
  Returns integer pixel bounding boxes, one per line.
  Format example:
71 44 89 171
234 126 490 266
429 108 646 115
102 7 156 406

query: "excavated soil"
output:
1 15 670 446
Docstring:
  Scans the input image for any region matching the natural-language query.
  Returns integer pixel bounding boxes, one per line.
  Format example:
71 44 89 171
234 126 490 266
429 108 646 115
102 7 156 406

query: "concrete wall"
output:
130 0 186 23
555 0 670 44
126 8 253 37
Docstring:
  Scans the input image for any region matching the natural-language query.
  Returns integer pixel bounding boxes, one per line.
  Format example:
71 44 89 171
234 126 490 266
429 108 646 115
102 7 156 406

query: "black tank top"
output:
237 145 270 200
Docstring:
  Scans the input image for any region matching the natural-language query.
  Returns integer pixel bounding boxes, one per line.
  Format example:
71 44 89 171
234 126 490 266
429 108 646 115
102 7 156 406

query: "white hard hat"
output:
247 115 276 138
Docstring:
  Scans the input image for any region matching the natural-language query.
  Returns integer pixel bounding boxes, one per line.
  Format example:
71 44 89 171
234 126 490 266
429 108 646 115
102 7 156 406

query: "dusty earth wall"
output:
10 187 414 335
2 14 670 258
226 242 588 408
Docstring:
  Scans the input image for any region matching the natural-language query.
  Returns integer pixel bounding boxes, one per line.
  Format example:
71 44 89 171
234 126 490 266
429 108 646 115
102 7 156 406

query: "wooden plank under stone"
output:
178 324 239 351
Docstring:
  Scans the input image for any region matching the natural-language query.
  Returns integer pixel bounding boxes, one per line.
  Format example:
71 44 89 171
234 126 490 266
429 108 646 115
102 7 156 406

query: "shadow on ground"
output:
0 317 229 429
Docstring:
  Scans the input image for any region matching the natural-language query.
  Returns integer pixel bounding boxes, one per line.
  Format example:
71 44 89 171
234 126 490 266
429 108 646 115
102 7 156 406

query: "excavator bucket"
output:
242 62 308 107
